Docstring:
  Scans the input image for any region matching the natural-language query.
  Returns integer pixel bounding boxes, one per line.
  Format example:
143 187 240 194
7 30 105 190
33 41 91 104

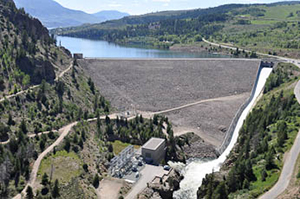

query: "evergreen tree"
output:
7 113 14 126
139 114 144 123
265 150 275 170
242 178 250 189
41 173 49 186
52 179 60 198
212 182 228 199
153 115 158 125
26 186 34 199
19 118 27 134
64 137 71 152
92 174 100 188
84 110 88 120
261 168 268 181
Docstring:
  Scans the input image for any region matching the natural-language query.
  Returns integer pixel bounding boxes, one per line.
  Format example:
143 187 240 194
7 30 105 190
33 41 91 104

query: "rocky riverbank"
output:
137 169 182 199
181 133 219 159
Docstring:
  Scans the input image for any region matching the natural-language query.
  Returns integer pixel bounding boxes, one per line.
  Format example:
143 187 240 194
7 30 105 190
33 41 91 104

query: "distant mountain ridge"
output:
13 0 129 28
93 10 129 21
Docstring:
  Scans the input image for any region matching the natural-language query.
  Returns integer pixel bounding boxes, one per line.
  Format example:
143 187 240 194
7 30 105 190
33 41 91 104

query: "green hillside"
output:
53 1 300 58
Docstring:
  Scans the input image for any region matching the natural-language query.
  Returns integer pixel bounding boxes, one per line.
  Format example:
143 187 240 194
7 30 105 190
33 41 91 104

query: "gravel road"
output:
0 61 73 103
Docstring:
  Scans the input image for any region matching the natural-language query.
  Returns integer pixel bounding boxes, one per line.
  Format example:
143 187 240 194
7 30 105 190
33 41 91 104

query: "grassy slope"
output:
214 4 300 58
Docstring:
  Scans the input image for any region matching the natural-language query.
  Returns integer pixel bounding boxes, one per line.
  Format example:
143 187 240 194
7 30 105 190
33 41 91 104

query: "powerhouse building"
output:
141 137 166 165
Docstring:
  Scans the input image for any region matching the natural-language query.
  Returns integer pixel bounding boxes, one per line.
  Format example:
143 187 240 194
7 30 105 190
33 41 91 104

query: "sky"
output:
54 0 293 15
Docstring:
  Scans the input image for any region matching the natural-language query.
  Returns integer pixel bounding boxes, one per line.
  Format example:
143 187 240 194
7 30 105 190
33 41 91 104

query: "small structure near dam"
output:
109 145 135 177
142 137 166 165
73 53 83 59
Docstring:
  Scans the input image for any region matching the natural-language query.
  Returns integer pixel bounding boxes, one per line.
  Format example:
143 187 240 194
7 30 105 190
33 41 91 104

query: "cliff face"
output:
0 0 71 96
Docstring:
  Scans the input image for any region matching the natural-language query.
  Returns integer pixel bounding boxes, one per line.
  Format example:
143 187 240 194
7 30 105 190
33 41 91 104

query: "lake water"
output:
56 36 229 58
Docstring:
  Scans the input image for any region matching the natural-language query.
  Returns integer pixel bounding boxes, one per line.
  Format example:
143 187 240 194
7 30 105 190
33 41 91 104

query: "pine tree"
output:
212 182 228 199
41 173 49 186
92 174 100 188
64 137 71 152
26 186 34 199
52 179 60 198
7 113 14 125
242 178 250 189
19 118 27 134
261 168 268 181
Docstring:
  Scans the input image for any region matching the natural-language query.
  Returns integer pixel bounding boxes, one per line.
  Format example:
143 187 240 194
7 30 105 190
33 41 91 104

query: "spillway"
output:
172 67 273 199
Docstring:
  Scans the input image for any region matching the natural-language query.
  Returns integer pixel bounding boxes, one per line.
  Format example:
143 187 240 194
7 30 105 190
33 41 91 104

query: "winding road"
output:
0 61 73 103
260 80 300 199
12 114 136 199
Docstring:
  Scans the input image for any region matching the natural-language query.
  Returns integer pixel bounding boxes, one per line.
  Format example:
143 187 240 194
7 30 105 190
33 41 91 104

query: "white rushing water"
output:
172 67 273 199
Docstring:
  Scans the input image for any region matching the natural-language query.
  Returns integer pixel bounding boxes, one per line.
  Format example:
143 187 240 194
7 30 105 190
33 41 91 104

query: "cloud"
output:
108 1 122 7
152 0 171 2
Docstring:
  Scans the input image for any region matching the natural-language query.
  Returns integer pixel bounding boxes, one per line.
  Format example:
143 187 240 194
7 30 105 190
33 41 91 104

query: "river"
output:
56 36 229 58
171 67 273 199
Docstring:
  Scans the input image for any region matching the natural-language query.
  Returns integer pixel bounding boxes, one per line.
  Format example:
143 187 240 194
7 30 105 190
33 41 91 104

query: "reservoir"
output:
56 36 229 58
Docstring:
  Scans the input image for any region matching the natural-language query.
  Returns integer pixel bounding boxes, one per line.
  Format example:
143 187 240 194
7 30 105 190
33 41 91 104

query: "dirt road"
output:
12 113 136 199
13 122 78 199
259 80 300 199
137 93 248 118
0 61 73 103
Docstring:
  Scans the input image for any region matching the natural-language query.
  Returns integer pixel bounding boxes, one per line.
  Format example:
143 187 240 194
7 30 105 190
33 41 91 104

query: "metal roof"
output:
142 137 165 151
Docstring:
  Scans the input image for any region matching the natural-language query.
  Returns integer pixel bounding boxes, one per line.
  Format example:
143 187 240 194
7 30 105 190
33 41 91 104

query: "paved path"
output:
260 80 300 199
202 38 300 68
0 61 73 103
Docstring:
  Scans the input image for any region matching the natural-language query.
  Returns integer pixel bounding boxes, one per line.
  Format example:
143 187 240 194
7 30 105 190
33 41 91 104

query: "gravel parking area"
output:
79 59 259 112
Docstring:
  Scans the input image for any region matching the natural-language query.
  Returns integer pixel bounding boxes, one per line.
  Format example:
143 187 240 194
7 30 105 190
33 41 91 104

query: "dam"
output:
78 58 272 198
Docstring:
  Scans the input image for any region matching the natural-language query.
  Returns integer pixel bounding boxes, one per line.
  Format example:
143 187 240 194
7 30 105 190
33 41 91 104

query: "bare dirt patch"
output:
98 178 127 199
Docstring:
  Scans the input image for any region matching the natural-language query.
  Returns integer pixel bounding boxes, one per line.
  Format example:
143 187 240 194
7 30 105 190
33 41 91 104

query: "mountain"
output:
0 0 109 197
93 10 129 21
13 0 128 28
